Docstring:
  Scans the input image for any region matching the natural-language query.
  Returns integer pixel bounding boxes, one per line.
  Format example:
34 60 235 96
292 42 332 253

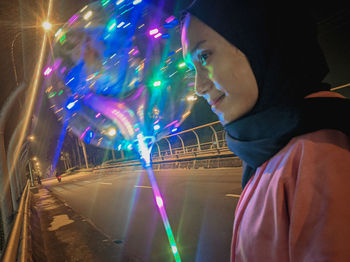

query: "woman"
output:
180 0 350 261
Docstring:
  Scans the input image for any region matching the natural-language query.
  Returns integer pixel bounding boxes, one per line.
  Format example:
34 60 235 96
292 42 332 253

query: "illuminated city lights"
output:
107 19 117 31
84 11 93 20
133 0 142 5
107 127 117 137
68 14 79 25
178 62 186 69
123 22 131 28
154 33 162 38
117 21 125 28
172 246 178 254
156 196 163 208
149 28 159 35
165 16 175 24
101 0 110 7
153 80 161 87
48 92 56 98
42 21 52 31
59 33 66 44
154 124 160 131
116 0 124 5
186 95 197 102
43 67 53 76
81 5 88 12
66 100 78 110
55 28 62 38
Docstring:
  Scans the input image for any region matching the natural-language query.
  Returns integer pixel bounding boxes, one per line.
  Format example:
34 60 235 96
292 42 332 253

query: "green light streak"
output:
101 0 110 7
48 92 56 98
107 19 117 31
59 34 66 44
178 62 186 69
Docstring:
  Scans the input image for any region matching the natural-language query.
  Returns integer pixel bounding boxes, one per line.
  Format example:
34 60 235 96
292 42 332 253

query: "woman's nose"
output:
195 71 211 96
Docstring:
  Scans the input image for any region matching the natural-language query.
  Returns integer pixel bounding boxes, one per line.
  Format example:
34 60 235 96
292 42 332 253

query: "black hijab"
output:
183 0 350 187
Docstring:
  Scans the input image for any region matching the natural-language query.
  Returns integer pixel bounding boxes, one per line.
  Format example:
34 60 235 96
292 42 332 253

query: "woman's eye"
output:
199 52 211 66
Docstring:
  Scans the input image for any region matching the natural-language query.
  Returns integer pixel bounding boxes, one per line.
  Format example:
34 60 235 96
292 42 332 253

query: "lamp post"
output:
1 0 53 239
11 21 52 88
11 32 22 87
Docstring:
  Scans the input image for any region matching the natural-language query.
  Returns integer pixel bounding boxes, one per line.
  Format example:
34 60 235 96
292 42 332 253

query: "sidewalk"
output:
29 186 124 262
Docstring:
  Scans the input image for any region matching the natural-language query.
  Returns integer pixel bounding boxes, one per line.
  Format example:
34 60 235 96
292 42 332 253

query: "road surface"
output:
43 167 243 262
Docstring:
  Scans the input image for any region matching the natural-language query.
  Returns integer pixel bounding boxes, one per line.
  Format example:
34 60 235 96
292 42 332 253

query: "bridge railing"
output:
100 120 241 171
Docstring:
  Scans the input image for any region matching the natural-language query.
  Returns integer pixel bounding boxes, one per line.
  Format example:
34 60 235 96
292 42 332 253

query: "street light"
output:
11 19 52 87
42 21 52 31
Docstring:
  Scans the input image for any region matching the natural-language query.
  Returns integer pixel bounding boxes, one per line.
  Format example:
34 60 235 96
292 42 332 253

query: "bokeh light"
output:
43 0 195 149
42 21 52 31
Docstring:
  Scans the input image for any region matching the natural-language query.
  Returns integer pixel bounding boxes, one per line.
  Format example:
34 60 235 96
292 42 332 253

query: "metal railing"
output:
100 120 241 171
1 181 30 262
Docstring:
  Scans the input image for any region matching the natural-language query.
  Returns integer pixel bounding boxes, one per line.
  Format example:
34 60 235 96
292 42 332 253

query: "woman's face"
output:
181 14 258 124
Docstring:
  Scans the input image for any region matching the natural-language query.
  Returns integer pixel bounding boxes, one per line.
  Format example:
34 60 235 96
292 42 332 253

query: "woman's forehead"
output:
181 15 210 58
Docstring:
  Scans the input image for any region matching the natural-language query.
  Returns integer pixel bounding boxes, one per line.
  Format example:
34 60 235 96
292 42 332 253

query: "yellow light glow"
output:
42 21 52 31
107 128 117 137
186 95 197 102
84 11 93 20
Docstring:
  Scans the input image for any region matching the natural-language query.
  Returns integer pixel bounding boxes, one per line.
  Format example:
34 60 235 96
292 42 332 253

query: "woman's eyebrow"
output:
190 40 207 56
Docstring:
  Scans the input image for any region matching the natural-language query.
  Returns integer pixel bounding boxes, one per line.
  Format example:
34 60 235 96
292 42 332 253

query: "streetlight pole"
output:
79 140 89 169
11 32 22 87
28 161 34 187
1 0 53 239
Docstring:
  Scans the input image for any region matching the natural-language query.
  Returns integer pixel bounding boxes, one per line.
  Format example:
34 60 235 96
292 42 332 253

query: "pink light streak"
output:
43 67 53 76
68 14 79 26
164 120 178 129
145 166 181 261
80 126 91 140
165 16 175 23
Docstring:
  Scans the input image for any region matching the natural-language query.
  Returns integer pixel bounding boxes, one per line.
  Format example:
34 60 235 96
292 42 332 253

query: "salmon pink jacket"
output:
231 92 350 261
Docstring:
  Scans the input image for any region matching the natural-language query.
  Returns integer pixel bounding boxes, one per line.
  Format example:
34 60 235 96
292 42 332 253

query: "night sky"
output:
1 1 349 174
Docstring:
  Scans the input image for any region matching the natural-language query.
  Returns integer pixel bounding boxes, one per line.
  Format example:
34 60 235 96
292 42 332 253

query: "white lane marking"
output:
134 185 152 189
83 181 91 183
100 182 112 185
225 194 241 198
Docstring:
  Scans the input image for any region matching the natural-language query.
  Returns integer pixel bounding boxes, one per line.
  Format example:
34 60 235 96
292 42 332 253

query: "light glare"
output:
42 21 52 31
107 128 117 136
156 196 163 207
84 11 93 20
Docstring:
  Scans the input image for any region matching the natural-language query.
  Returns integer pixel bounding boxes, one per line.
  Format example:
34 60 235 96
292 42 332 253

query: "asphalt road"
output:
43 167 243 262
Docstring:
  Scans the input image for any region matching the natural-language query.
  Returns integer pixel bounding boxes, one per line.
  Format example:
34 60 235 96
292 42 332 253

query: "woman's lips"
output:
211 94 225 108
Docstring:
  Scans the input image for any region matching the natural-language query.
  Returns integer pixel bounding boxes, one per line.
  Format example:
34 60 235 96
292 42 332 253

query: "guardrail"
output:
1 181 30 262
